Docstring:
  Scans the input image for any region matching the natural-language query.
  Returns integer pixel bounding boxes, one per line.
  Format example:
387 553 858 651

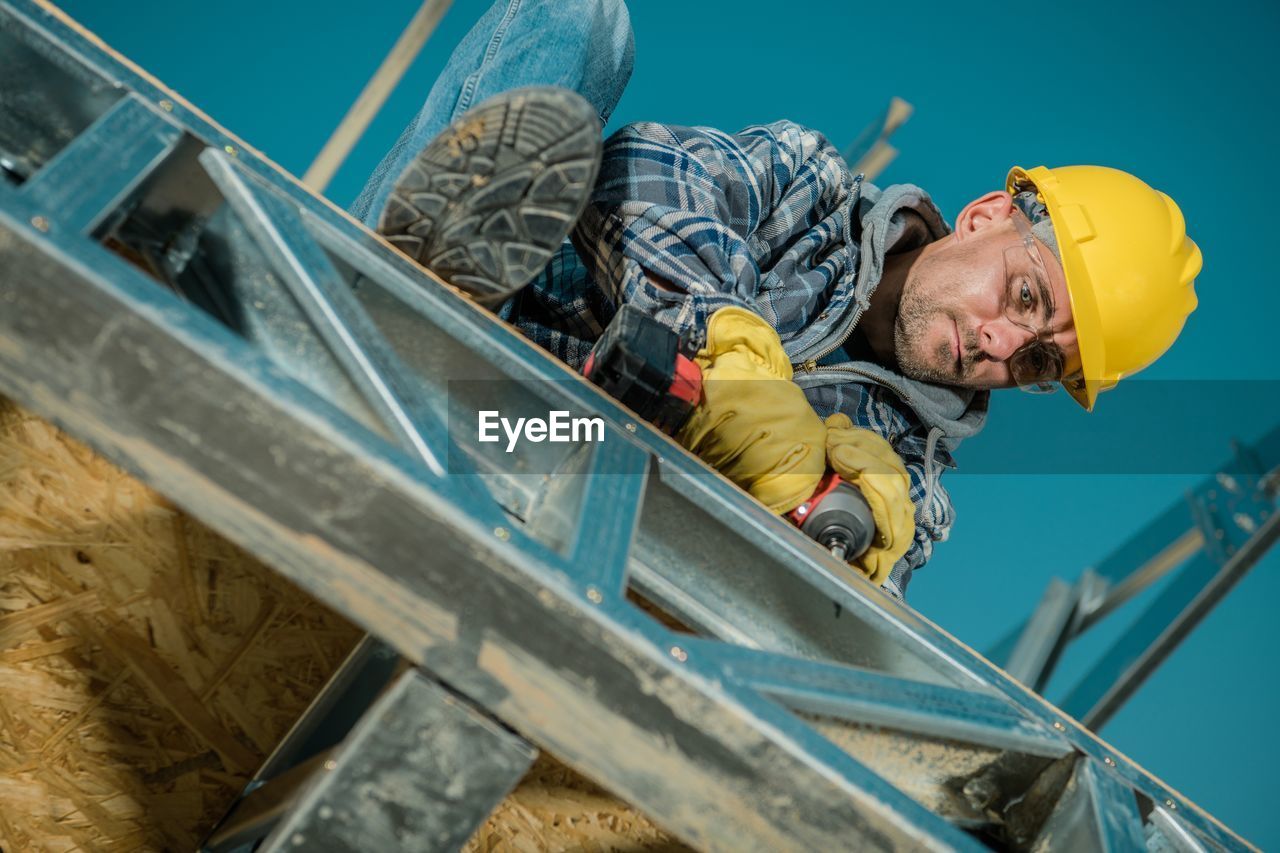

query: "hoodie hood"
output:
846 181 989 452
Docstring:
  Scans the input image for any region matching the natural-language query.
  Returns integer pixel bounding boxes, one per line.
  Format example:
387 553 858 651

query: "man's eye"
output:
1019 281 1034 310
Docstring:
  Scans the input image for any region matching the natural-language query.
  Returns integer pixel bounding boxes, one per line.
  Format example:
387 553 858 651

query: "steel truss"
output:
0 1 1260 849
988 429 1279 731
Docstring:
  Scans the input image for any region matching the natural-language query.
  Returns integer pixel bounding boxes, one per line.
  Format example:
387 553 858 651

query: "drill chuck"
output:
790 476 877 563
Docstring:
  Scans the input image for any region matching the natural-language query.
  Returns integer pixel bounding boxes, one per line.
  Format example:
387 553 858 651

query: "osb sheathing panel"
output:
0 399 690 852
465 753 692 853
0 398 364 850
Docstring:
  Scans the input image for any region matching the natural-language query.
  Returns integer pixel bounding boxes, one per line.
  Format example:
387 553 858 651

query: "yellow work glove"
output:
823 413 916 585
676 307 827 514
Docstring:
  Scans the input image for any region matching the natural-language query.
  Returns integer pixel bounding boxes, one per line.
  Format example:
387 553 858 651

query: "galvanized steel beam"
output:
260 670 536 853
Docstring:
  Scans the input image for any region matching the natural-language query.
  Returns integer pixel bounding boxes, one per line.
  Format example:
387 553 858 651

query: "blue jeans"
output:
351 0 636 227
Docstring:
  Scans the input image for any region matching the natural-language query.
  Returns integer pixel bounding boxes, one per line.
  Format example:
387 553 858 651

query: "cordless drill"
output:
583 305 877 562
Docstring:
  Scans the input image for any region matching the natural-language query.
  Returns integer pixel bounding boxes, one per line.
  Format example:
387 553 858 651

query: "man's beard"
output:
894 282 959 385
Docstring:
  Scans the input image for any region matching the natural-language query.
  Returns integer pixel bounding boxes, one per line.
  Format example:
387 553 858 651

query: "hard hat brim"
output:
1007 165 1106 412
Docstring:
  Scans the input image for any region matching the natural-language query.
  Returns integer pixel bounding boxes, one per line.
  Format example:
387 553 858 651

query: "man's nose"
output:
979 318 1035 361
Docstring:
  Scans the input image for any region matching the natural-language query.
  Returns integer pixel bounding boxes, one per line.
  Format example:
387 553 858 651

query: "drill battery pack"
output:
582 305 702 434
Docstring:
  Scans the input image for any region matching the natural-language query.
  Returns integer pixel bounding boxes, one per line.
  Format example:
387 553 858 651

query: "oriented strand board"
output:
0 398 363 850
0 399 694 851
465 752 694 853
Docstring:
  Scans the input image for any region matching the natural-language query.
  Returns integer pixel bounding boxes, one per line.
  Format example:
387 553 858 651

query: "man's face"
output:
893 193 1080 390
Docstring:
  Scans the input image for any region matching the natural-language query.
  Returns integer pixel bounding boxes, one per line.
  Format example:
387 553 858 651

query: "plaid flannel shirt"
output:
498 119 979 601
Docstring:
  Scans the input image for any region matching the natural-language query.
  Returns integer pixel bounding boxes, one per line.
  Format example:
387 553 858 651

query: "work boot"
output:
377 87 603 305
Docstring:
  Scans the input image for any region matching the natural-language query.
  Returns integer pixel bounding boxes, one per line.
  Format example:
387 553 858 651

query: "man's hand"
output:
676 307 827 514
823 414 915 584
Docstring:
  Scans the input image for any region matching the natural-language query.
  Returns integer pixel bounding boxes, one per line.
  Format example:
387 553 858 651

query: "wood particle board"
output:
464 753 694 853
0 398 362 850
0 398 692 851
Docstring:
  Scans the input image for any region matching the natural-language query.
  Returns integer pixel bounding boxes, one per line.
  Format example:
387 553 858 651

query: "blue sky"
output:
55 0 1280 845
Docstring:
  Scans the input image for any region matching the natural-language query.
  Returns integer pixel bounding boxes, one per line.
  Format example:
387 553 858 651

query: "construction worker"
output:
354 0 1201 602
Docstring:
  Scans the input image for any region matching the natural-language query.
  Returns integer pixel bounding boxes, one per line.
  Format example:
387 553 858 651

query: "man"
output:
353 0 1201 602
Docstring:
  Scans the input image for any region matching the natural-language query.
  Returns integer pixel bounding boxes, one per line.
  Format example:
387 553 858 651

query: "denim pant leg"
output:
351 0 635 227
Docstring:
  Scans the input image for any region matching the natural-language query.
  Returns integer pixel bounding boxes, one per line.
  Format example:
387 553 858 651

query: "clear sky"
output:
53 0 1280 845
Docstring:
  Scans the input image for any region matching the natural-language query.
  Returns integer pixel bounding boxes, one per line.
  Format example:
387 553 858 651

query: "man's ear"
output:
953 191 1014 240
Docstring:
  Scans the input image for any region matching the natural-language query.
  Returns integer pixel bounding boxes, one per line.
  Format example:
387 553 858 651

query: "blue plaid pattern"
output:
497 119 961 601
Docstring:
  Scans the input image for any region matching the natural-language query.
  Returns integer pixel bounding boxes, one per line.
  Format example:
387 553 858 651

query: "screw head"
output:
224 144 238 157
323 759 337 771
586 586 603 604
30 215 49 232
1052 721 1065 731
1165 799 1177 810
1103 756 1116 766
158 98 174 112
669 645 688 662
493 526 510 541
624 422 637 433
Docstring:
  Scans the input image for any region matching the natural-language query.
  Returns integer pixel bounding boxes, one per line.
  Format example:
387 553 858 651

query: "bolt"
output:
586 586 603 604
323 759 337 771
1165 799 1178 811
292 834 305 846
1052 721 1065 731
30 215 49 232
1217 473 1239 493
670 645 688 663
224 144 238 157
318 805 333 820
1103 756 1115 767
158 98 174 112
493 526 510 541
625 422 637 433
1235 512 1257 533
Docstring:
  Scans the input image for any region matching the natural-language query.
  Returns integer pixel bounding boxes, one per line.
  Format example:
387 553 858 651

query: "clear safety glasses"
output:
1002 208 1068 392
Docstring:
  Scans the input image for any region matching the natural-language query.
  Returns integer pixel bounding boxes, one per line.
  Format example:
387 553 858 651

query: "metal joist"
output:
260 670 536 853
1030 758 1148 852
1061 511 1280 730
18 93 180 235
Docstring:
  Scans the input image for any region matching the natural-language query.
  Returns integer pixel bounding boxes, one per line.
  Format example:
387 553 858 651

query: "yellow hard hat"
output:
1006 165 1201 411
